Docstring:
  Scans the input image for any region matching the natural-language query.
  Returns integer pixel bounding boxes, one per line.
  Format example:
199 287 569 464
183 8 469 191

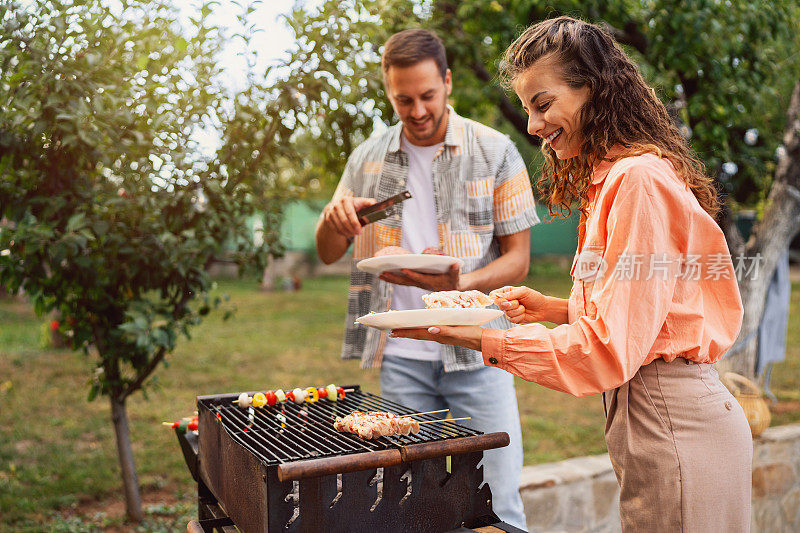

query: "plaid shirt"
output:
333 108 540 372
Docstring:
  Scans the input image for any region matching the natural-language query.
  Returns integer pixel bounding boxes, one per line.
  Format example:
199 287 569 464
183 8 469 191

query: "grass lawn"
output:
1 261 798 530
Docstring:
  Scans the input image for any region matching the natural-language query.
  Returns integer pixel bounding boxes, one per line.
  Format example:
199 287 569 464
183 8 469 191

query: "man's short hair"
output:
381 29 448 80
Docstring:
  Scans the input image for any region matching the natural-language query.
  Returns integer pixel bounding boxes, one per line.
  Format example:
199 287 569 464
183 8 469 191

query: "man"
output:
315 29 538 530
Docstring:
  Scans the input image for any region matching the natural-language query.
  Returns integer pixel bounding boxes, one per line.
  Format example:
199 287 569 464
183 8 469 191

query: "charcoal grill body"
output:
190 386 511 533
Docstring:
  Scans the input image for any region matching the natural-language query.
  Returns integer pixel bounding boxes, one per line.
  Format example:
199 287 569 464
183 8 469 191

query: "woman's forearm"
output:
544 295 570 325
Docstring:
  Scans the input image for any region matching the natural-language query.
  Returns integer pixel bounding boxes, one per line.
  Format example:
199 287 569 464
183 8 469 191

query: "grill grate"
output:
200 385 482 467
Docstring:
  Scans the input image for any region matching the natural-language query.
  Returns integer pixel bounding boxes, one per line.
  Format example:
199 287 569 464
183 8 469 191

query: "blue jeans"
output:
380 354 527 530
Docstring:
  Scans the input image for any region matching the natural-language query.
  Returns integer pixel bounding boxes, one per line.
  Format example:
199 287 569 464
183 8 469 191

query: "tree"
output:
0 0 301 521
727 80 800 377
274 0 800 378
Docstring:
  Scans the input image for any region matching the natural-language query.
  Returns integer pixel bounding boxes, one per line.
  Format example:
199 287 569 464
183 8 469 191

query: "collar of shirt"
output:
387 105 463 154
590 144 629 185
582 145 630 244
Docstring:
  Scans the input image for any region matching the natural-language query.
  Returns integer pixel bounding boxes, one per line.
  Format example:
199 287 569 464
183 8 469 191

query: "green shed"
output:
274 201 578 257
530 205 579 256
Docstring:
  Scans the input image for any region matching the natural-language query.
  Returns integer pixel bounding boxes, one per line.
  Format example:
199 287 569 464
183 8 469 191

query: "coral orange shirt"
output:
481 152 743 396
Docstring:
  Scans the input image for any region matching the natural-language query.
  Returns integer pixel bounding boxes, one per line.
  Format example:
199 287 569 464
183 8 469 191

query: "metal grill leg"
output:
198 478 219 521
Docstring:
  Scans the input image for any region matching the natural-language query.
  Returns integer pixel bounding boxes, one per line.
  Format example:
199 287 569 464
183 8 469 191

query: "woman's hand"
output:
390 325 483 351
490 286 550 324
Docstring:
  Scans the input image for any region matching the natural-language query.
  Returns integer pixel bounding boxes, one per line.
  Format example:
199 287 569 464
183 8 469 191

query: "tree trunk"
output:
722 252 774 378
719 79 800 379
110 395 143 522
261 258 276 291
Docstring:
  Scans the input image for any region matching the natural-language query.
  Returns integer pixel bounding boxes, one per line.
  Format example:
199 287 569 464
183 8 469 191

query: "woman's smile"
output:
513 55 590 160
543 127 563 146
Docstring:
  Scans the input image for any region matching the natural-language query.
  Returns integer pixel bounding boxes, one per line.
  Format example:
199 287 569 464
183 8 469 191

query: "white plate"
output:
355 308 503 330
356 254 464 275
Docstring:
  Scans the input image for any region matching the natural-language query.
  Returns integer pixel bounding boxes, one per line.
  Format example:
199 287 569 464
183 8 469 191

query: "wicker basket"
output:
722 372 771 437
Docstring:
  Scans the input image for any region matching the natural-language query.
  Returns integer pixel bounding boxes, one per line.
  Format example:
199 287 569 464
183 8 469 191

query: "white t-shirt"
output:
382 135 443 361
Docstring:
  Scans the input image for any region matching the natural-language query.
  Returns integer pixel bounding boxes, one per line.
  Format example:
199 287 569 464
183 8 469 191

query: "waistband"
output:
636 356 715 382
652 355 702 366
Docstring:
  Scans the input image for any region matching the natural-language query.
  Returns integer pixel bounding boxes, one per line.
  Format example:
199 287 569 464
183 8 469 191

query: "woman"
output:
391 16 752 532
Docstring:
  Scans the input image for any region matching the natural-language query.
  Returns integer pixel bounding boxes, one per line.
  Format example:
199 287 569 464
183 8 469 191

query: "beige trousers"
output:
603 357 752 532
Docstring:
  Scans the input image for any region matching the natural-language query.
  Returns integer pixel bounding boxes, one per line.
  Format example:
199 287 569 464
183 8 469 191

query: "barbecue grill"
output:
175 384 524 533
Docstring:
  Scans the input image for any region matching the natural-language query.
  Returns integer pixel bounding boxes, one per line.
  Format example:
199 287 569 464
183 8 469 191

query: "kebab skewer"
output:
334 411 419 439
333 411 471 440
421 289 494 309
162 415 198 433
234 384 351 408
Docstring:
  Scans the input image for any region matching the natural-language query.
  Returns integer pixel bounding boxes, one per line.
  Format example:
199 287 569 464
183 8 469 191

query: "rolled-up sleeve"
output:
492 142 540 236
482 163 685 396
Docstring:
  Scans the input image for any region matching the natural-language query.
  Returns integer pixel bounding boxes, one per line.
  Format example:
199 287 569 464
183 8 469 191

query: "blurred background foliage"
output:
0 0 301 402
279 0 799 212
0 0 311 520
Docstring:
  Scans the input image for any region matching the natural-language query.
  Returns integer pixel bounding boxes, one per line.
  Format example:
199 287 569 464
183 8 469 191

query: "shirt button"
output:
488 357 498 365
724 400 733 410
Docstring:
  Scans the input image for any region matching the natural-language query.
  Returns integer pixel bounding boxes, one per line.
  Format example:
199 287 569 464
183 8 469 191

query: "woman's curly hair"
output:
499 16 719 219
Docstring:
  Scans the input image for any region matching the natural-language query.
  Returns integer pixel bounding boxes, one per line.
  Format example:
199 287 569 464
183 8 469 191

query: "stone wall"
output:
519 454 620 533
518 423 800 532
751 424 800 532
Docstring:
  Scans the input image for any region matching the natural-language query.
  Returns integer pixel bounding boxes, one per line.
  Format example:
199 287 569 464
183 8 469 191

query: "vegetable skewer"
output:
233 385 353 408
162 416 198 432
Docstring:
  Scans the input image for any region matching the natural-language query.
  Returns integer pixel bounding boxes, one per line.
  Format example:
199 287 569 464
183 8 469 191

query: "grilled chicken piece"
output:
374 246 411 256
421 247 443 255
421 290 494 309
334 411 420 439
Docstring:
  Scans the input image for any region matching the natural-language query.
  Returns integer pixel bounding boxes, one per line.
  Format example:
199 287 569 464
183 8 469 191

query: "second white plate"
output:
355 308 503 330
356 254 463 275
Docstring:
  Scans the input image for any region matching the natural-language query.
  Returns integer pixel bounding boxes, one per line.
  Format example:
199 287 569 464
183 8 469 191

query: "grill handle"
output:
277 449 403 482
276 433 509 481
399 432 509 463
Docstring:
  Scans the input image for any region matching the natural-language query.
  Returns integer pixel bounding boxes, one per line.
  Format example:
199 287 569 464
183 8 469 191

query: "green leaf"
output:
88 383 99 402
66 213 86 232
